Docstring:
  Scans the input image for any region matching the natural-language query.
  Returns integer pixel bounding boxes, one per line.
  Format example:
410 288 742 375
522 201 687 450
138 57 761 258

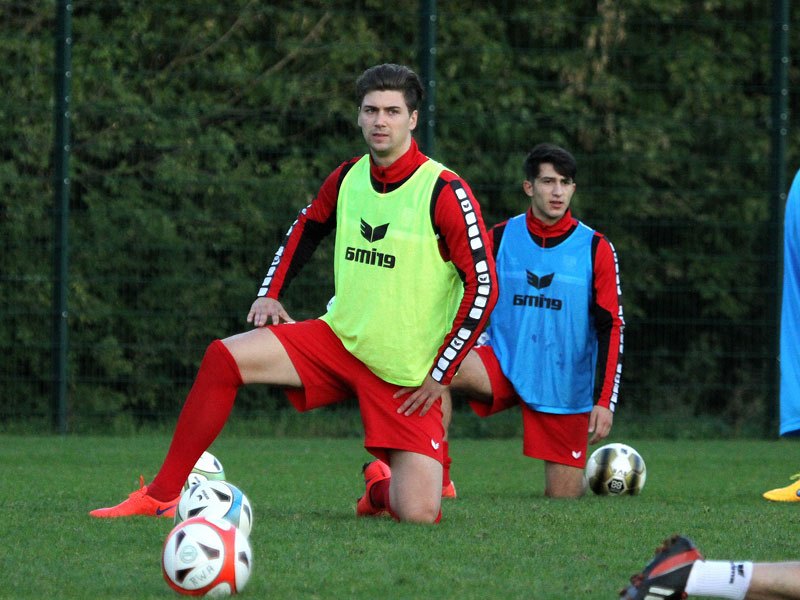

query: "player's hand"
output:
588 405 613 445
394 375 448 417
246 297 294 327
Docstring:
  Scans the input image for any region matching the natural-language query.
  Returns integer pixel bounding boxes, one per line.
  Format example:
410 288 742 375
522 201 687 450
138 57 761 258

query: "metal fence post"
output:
768 0 789 436
52 0 72 434
418 0 436 157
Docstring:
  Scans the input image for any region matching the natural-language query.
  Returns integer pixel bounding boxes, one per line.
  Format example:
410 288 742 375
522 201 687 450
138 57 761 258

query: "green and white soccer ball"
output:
585 442 646 496
184 451 226 491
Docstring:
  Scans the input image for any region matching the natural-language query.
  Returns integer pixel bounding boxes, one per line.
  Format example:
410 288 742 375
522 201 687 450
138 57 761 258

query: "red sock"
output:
442 441 452 487
147 340 242 501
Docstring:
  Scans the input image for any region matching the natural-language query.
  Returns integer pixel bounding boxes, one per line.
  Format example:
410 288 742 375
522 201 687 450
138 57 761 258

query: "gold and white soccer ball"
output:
585 442 646 495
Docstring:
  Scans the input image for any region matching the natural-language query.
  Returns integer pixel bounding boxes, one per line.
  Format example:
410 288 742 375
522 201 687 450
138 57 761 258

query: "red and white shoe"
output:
621 535 703 599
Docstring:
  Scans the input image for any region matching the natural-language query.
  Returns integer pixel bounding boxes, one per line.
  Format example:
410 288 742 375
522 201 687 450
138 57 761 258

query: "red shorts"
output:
269 319 444 465
468 345 590 468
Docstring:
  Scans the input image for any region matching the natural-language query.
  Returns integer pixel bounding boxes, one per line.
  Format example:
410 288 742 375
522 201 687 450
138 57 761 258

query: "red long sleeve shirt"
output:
258 139 498 385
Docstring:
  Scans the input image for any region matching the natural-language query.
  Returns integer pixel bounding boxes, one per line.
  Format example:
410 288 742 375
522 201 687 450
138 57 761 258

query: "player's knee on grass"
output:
545 483 587 499
389 478 443 522
392 496 442 523
544 463 587 498
387 450 443 522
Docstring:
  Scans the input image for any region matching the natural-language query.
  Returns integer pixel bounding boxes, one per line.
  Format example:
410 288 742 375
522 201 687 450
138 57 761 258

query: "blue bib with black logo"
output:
488 213 596 413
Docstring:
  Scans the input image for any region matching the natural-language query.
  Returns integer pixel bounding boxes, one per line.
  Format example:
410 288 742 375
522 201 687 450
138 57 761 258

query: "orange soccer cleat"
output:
441 480 457 499
356 460 391 517
90 476 180 518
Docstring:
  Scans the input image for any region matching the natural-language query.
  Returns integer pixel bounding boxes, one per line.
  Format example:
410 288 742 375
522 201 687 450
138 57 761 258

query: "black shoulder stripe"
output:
430 177 449 235
590 231 602 259
336 160 358 192
491 224 506 260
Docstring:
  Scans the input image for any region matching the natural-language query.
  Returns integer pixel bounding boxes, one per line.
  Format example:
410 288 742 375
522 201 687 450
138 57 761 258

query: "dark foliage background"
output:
2 1 798 435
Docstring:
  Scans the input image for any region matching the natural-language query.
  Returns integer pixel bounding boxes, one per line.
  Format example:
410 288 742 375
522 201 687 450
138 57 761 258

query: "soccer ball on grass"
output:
585 442 646 496
184 451 226 491
175 480 253 537
162 516 252 596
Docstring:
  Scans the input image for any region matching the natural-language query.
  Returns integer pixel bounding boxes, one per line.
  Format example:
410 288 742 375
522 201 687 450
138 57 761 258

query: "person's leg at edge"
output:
388 449 443 523
746 562 800 600
624 536 800 600
683 559 800 599
544 461 587 499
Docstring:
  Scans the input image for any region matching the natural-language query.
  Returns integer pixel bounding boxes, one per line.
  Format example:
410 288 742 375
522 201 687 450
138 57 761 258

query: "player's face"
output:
358 90 418 167
523 162 576 225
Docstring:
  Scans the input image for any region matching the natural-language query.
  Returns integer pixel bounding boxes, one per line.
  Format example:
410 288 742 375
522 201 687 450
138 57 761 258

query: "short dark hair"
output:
524 143 577 181
356 64 424 114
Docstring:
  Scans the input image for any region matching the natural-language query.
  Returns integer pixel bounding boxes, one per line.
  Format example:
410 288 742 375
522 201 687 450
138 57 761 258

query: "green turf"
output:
1 435 799 599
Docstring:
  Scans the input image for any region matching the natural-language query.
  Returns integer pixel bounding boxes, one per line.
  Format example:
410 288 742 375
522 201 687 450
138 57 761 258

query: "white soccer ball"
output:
184 451 226 491
162 516 252 596
585 442 646 496
175 480 253 537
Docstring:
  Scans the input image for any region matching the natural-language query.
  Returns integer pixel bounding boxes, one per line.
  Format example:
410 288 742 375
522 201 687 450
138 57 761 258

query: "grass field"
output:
2 434 799 599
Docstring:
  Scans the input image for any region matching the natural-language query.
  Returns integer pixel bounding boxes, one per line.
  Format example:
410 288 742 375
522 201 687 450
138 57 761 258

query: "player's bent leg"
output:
388 450 442 523
92 326 300 519
222 326 301 386
449 349 493 399
92 338 243 517
544 461 587 498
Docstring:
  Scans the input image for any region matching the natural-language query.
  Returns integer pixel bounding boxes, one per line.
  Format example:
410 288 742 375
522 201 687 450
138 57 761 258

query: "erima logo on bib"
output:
513 269 562 310
360 218 388 243
527 270 554 289
345 218 396 269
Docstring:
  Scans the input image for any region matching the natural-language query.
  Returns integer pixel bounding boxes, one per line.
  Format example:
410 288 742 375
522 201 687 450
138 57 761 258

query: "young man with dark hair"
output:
425 143 624 498
90 63 497 523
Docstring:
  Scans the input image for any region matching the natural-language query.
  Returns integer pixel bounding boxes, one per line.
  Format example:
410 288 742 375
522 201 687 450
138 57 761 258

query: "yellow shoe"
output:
763 474 800 501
